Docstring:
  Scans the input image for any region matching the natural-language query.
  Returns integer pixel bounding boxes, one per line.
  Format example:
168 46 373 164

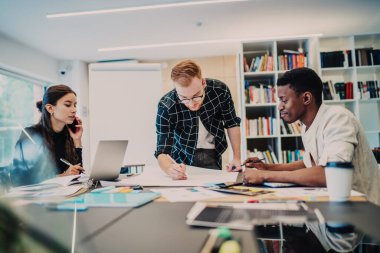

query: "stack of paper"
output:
101 165 239 187
3 175 85 199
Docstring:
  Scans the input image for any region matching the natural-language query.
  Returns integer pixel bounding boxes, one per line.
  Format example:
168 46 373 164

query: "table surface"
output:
10 200 380 253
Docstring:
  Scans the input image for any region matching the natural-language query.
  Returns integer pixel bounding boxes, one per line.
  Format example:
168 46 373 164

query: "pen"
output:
60 158 72 167
166 154 187 177
246 158 265 164
232 158 265 171
60 158 84 172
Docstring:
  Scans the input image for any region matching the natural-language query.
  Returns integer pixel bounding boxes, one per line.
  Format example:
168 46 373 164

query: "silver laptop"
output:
89 140 128 181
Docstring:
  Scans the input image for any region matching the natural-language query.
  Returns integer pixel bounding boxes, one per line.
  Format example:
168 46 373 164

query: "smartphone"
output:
68 117 79 133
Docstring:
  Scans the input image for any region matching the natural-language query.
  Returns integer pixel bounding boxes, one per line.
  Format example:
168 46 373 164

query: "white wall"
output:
88 62 162 166
0 33 59 82
58 60 90 168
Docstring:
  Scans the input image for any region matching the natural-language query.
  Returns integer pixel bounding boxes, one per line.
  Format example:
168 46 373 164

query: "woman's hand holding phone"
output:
68 116 83 147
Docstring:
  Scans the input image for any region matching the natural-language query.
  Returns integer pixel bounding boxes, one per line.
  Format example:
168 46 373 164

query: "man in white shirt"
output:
244 68 379 204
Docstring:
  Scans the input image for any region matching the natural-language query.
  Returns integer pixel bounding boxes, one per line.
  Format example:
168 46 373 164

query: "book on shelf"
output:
320 50 353 68
243 56 250 72
245 81 276 104
322 80 354 100
282 150 304 163
247 148 278 164
280 120 302 135
358 80 380 99
246 117 277 137
245 53 274 72
277 52 307 71
355 47 380 66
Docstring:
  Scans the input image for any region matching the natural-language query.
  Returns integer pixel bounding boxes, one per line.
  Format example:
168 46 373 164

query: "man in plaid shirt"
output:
154 60 242 180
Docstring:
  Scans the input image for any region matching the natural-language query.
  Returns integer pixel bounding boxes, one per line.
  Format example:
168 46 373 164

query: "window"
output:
0 69 47 167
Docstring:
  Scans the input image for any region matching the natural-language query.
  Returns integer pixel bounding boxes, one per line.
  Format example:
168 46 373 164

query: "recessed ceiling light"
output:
47 0 248 18
98 34 324 52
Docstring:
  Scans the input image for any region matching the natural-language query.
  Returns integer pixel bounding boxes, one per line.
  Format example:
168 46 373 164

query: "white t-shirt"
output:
196 117 215 149
301 104 379 203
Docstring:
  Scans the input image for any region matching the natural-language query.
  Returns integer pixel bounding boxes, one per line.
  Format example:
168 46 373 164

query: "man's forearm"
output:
262 166 326 186
266 160 306 171
157 154 172 174
227 126 241 159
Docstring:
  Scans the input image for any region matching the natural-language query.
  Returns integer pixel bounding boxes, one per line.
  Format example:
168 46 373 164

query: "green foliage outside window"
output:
0 73 45 167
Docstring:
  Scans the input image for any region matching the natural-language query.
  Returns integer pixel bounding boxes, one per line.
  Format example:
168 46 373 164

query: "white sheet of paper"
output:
39 175 82 187
101 165 238 187
272 187 364 198
150 187 226 202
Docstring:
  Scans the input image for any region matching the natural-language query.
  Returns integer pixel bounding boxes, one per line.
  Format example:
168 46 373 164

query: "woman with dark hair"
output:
10 84 84 186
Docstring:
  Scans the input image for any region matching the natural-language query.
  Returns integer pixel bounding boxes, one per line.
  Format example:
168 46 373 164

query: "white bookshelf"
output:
238 34 380 163
239 38 314 163
319 34 380 149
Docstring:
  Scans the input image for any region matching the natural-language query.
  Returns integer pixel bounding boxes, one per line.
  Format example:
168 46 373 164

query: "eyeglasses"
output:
179 94 204 104
178 88 205 105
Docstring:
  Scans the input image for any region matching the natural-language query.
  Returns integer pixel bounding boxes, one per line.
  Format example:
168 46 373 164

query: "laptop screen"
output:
90 140 128 181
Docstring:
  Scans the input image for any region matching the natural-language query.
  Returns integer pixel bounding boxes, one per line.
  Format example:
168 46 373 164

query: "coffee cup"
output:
325 162 353 202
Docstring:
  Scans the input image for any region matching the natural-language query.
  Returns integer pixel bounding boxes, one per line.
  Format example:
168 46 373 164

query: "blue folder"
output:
68 192 161 208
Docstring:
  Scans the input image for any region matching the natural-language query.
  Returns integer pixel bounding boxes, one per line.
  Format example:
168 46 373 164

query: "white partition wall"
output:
88 62 162 166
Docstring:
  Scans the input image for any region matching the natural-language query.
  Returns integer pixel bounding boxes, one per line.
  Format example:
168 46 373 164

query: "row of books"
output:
282 149 304 164
245 83 276 104
247 149 278 164
277 53 307 71
320 48 380 68
322 81 354 100
320 50 353 68
355 48 380 66
280 120 302 135
358 80 380 99
243 54 274 72
246 149 304 164
245 117 278 137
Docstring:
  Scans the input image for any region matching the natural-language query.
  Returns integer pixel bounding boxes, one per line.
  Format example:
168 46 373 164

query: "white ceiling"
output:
1 0 380 63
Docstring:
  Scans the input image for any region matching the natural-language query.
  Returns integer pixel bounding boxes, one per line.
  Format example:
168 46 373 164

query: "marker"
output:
60 158 84 173
166 154 187 177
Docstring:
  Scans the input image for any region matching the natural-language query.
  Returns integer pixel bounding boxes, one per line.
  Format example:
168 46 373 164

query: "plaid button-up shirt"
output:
154 79 241 168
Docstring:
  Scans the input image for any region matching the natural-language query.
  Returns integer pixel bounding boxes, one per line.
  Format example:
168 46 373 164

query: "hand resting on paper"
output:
243 168 265 185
